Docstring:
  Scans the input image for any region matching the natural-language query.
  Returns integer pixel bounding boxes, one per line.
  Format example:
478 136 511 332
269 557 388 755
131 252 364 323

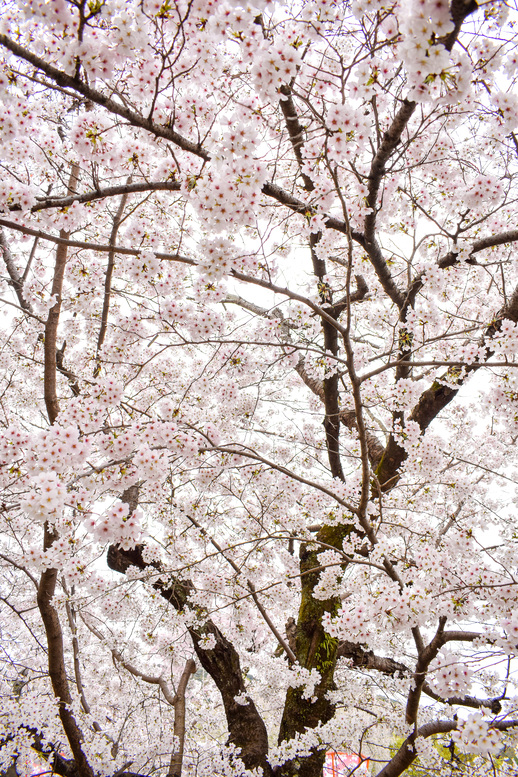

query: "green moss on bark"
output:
277 525 353 776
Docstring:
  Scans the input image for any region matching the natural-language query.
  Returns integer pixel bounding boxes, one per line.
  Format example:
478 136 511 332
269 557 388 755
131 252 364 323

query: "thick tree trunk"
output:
277 524 353 777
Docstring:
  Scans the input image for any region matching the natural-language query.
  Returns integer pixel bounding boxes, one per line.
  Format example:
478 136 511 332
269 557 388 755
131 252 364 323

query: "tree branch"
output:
35 164 94 777
95 182 131 376
0 226 34 314
19 181 181 213
0 217 194 264
177 501 297 663
43 164 79 424
376 717 518 777
279 83 314 192
406 616 447 725
337 640 502 712
405 228 518 310
0 36 210 161
364 100 415 310
64 594 102 732
80 611 177 705
37 563 94 777
440 0 479 52
168 659 196 777
375 281 518 491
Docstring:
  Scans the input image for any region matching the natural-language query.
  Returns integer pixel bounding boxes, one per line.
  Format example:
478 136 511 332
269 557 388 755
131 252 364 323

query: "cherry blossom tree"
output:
2 0 518 776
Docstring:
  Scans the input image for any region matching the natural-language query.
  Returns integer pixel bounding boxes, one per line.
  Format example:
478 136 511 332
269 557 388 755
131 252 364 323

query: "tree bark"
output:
168 659 196 777
37 164 94 777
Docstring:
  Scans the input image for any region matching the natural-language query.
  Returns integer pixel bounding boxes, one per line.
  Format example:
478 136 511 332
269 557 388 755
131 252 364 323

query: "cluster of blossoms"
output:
499 613 518 654
250 40 302 99
495 319 518 357
313 549 346 599
192 159 267 234
126 250 163 282
451 713 502 756
491 382 518 434
323 600 376 645
374 581 432 631
285 665 322 702
198 633 217 650
268 715 329 769
19 0 77 40
69 112 115 164
462 173 505 211
197 236 242 280
21 471 68 524
71 39 115 80
90 378 124 406
430 649 473 697
186 307 226 340
217 110 263 162
457 341 484 365
0 99 37 144
161 298 195 326
99 421 202 466
392 419 443 475
84 502 143 549
23 425 91 476
388 377 427 412
351 0 390 18
133 444 168 482
0 179 37 211
325 103 371 163
394 0 473 102
29 534 81 571
0 424 30 466
492 91 518 133
400 2 453 52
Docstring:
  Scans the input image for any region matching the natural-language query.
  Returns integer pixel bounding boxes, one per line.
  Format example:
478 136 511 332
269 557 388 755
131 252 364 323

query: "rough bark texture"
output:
305 228 346 484
43 165 79 424
169 659 196 777
37 164 94 777
37 565 94 777
277 524 353 777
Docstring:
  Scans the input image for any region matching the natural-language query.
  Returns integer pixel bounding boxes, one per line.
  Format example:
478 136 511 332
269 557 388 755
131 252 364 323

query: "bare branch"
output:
43 164 79 425
95 181 131 375
406 616 447 725
168 659 196 777
64 594 102 732
0 226 34 313
80 612 178 706
22 181 181 213
364 100 415 309
0 218 194 265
